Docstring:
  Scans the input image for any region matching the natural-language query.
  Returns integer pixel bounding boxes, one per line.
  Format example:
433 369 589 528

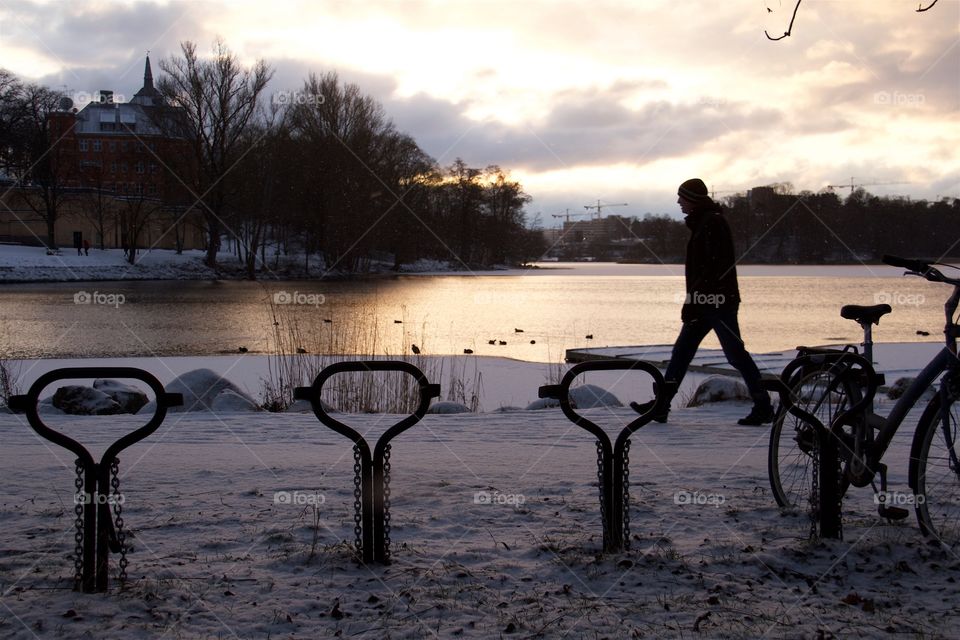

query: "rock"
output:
492 406 523 413
93 379 149 414
688 376 750 407
165 369 258 412
525 398 561 410
886 377 935 401
569 384 621 409
52 385 123 415
426 401 472 415
210 389 261 412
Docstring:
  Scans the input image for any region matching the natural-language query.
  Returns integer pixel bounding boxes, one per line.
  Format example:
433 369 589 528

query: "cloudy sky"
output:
2 0 958 224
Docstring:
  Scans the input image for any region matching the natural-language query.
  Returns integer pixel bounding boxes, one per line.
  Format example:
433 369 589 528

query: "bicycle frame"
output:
869 346 959 467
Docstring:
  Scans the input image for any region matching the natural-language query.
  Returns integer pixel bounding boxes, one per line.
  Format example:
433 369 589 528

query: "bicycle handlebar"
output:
882 254 930 273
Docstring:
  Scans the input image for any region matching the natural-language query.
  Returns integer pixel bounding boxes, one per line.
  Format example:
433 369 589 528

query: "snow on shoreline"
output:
0 244 924 283
1 347 958 638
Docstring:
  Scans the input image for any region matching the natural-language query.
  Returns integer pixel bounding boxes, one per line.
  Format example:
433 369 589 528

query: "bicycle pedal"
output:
878 505 909 521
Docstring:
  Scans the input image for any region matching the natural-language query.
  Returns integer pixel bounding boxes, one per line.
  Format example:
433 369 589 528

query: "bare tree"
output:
157 40 273 268
10 83 73 249
766 0 940 41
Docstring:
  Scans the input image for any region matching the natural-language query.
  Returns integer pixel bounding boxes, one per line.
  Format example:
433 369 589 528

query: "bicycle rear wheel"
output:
769 367 858 509
911 390 960 548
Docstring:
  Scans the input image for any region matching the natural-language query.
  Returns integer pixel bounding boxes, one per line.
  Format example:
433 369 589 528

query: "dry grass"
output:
261 300 482 413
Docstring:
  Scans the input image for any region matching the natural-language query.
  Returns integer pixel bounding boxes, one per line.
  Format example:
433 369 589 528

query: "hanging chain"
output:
835 436 844 540
809 429 820 541
596 440 608 547
383 444 392 562
110 458 128 584
622 439 631 551
352 445 363 555
73 459 84 588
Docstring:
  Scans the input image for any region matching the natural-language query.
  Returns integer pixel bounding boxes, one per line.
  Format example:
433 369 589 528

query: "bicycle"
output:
767 255 960 546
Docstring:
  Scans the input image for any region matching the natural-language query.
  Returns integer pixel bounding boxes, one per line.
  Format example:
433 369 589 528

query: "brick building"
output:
1 57 204 251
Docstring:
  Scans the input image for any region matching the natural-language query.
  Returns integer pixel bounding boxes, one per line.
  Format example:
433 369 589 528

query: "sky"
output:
1 0 958 226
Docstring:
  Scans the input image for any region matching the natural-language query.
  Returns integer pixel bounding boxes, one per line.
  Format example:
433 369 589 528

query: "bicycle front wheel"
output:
769 366 858 509
911 391 960 548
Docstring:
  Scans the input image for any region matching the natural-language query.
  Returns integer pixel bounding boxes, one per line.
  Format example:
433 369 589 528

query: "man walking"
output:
632 178 773 426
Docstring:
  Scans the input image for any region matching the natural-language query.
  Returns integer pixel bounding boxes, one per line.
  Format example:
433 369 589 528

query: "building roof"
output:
73 56 171 137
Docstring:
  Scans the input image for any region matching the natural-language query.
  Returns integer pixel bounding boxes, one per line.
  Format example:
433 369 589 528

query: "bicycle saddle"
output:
840 303 892 325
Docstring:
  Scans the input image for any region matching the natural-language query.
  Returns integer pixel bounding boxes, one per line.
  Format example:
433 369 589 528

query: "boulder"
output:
688 376 750 407
93 379 149 414
886 377 935 401
426 401 472 415
569 384 622 409
165 369 258 412
52 385 123 415
210 389 261 412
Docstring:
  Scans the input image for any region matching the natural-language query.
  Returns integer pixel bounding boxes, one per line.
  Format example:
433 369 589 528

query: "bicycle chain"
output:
352 445 363 555
73 459 84 588
383 443 392 562
110 458 128 584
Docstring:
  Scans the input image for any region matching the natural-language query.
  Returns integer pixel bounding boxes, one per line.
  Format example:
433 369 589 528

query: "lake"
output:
0 263 948 362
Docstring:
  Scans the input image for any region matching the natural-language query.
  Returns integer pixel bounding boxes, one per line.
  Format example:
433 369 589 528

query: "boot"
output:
630 381 677 423
737 404 775 426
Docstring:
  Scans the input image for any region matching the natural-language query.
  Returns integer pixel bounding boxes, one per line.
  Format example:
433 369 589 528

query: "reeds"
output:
261 298 482 413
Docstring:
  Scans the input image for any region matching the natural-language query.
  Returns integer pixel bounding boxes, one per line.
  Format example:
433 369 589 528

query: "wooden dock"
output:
564 344 799 379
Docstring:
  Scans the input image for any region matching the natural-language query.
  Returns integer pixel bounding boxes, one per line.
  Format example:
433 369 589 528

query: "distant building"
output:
1 57 204 251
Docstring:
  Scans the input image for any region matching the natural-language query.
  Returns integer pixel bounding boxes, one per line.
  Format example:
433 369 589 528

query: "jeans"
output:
664 307 771 409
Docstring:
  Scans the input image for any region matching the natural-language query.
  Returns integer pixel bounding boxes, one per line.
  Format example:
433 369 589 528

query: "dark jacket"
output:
682 209 740 322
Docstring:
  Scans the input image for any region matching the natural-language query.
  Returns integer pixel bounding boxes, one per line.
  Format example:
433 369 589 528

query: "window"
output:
92 140 101 152
121 162 128 174
108 141 116 152
135 183 144 195
148 183 158 195
78 140 88 152
136 161 145 174
110 161 117 174
149 163 158 174
121 141 128 152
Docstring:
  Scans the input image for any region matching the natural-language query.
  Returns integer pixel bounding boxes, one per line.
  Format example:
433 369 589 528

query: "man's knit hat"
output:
678 178 712 203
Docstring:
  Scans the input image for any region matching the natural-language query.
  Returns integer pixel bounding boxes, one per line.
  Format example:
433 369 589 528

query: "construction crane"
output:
583 200 628 220
825 177 911 192
551 209 591 224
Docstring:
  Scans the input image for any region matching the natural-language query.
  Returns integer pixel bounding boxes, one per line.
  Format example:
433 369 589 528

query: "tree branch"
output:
765 0 802 41
917 0 939 12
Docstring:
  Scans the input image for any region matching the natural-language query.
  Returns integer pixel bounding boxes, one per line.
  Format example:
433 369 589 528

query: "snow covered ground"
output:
0 244 474 282
1 350 959 638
